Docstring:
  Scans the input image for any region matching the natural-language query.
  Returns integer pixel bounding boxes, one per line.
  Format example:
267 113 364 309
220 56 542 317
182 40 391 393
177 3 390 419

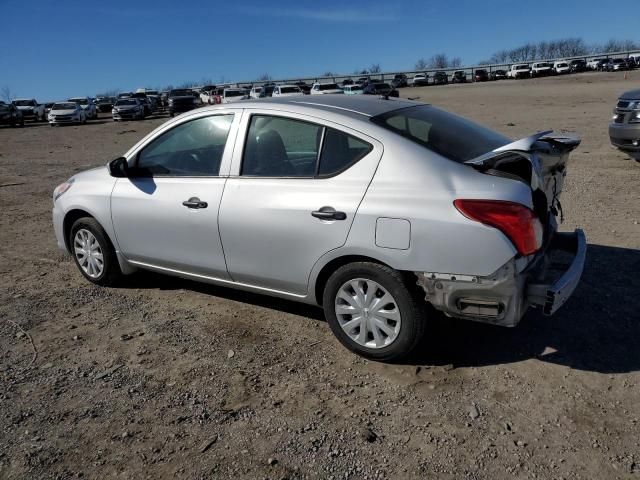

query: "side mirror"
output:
109 157 129 178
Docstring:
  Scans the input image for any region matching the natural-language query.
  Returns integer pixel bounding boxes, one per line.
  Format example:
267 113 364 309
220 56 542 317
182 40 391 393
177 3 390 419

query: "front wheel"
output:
323 262 426 361
70 217 121 286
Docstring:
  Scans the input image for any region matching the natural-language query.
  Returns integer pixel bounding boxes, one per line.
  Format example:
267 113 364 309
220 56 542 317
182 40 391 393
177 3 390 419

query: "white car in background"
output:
553 61 571 75
310 82 344 95
507 64 531 79
222 88 248 104
48 101 86 125
249 86 263 99
587 58 605 70
343 85 364 95
272 85 304 97
531 62 553 77
68 97 97 120
12 98 46 122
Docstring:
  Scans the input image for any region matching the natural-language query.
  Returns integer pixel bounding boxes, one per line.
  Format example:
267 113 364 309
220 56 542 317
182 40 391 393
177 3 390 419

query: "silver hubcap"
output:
73 229 104 278
335 278 401 349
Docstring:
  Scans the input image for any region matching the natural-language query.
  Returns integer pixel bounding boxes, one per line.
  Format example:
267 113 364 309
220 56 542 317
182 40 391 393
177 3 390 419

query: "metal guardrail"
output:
230 49 640 86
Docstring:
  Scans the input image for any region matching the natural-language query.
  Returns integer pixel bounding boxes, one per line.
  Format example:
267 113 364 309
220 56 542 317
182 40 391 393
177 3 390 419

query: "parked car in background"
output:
222 88 248 104
531 62 553 77
95 96 115 113
342 78 354 86
587 58 605 70
569 59 587 73
294 81 311 94
605 58 629 72
362 83 398 97
132 92 154 115
48 102 86 125
259 84 276 98
249 86 263 99
311 82 344 94
490 69 508 80
609 88 640 152
391 74 408 88
12 98 46 122
343 85 364 95
433 71 448 85
68 97 97 120
507 64 531 79
44 102 55 116
272 85 304 97
451 71 467 83
595 59 610 71
356 77 369 85
411 73 430 86
473 69 489 82
52 96 585 361
553 61 571 75
112 98 145 121
0 101 24 127
168 89 198 117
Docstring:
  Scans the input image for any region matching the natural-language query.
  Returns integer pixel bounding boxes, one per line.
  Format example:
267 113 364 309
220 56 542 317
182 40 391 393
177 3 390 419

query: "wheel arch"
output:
312 254 394 306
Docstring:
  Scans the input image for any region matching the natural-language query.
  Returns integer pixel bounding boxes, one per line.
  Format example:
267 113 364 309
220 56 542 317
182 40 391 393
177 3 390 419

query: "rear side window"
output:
242 115 373 177
318 129 372 176
372 105 510 163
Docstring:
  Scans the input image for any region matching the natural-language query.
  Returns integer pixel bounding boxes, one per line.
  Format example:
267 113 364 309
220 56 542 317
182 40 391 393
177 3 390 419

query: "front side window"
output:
136 115 234 176
241 115 373 178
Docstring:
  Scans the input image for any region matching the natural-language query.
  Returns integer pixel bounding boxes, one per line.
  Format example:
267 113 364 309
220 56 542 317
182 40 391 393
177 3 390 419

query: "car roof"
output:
201 95 421 119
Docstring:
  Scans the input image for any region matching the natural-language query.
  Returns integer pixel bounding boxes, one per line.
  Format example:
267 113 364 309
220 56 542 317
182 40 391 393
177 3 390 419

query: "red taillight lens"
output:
454 199 543 256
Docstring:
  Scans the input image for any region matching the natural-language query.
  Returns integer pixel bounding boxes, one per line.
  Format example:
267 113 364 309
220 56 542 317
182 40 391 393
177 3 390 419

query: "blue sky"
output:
1 0 637 100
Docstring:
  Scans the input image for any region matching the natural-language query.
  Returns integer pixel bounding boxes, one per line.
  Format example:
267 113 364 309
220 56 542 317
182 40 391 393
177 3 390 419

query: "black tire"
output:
322 262 427 362
69 217 122 286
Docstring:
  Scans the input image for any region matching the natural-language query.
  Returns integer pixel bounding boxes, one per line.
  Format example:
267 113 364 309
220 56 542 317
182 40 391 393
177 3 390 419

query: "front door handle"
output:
311 207 347 221
182 197 208 209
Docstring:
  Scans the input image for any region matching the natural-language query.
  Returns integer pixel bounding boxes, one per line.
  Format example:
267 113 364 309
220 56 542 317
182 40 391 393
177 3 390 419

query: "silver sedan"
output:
52 96 586 361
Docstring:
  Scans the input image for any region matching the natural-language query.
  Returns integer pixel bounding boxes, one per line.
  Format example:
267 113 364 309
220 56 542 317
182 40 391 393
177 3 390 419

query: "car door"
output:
218 110 382 295
111 111 240 279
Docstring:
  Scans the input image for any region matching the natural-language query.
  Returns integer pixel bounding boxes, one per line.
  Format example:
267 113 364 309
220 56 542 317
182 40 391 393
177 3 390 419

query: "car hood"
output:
51 109 78 115
620 89 640 100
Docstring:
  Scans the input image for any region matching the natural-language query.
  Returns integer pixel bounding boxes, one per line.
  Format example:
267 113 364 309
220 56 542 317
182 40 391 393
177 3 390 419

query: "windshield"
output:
145 90 158 95
371 105 511 163
374 83 391 90
319 83 340 90
280 86 301 94
52 103 77 110
14 100 36 106
115 99 137 106
253 87 263 92
225 90 245 97
169 90 191 97
349 85 363 91
557 63 568 67
516 65 529 70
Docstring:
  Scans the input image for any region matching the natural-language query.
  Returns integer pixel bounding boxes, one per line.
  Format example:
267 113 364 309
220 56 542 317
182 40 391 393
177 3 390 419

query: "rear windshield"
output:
116 99 137 106
319 83 340 90
515 65 529 69
371 105 510 163
225 90 245 97
14 100 36 106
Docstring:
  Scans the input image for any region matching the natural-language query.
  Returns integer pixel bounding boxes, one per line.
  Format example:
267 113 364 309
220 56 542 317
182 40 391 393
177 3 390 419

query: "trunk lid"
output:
465 131 581 222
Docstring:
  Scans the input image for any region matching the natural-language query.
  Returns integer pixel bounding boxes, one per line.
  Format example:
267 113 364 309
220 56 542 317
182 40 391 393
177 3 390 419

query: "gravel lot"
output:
1 72 639 479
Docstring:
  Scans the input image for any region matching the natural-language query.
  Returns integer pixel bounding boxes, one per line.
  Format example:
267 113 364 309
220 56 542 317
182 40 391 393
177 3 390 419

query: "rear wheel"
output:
69 217 121 286
323 262 426 361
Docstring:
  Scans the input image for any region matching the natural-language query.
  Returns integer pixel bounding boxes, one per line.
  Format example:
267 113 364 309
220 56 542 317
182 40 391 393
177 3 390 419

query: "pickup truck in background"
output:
507 64 531 79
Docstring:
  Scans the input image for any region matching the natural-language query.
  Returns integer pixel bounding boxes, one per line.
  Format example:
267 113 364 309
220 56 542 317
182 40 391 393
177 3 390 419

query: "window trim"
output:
239 113 373 180
132 113 235 178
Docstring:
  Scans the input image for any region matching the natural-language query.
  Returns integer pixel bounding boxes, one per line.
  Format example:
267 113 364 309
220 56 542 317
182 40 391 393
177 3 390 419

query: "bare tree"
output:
1 86 13 102
369 63 381 74
256 73 272 82
178 80 199 88
414 58 428 70
451 57 462 68
428 54 449 69
323 71 335 77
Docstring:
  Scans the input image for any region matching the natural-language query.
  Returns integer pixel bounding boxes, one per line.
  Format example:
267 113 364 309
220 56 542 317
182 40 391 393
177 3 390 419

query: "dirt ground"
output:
1 72 639 480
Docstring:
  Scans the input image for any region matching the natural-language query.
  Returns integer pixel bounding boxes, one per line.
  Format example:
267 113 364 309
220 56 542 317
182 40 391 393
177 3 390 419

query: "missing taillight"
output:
454 199 543 256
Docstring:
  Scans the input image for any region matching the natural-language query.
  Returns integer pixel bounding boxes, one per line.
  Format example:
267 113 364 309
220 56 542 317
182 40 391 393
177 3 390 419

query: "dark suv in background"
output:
0 101 24 127
391 74 408 88
433 71 449 85
168 89 198 117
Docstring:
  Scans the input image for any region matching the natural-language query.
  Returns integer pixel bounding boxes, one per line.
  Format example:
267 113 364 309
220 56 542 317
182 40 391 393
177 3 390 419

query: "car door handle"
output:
182 197 208 209
311 207 347 221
